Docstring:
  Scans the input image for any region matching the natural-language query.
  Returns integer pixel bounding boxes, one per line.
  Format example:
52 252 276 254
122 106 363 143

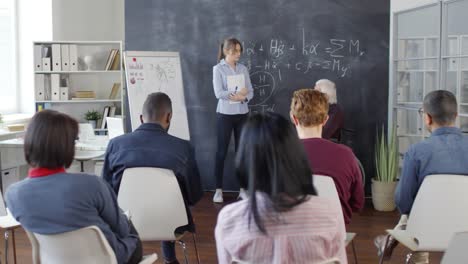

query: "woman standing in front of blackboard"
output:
212 38 253 203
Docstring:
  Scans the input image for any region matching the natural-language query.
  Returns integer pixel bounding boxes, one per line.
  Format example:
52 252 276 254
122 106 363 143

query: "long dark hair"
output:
217 37 243 62
236 112 317 234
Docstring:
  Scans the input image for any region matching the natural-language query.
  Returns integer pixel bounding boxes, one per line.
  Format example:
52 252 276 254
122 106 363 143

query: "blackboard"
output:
125 0 390 192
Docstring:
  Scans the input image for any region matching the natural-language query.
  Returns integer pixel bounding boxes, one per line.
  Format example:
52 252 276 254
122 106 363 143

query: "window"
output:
0 0 17 114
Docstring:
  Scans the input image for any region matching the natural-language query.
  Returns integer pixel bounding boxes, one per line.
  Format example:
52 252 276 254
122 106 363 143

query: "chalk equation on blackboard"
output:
241 27 365 113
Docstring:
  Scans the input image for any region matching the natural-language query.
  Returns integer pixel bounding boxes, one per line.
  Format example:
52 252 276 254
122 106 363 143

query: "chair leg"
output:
4 230 9 264
351 240 358 264
192 233 201 264
406 252 413 264
378 235 391 264
177 240 189 264
11 230 15 264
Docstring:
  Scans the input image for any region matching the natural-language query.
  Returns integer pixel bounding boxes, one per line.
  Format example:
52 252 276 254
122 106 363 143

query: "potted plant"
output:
84 110 102 129
372 126 399 211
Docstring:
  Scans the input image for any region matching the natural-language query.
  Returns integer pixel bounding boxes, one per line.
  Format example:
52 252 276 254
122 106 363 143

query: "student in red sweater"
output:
290 89 364 224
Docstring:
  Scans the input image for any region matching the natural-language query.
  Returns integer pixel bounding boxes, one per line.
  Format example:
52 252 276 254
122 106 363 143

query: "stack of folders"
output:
72 91 96 100
100 105 117 129
105 49 120 71
34 44 78 72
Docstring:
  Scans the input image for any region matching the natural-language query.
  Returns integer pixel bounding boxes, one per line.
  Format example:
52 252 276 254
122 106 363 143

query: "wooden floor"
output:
2 192 442 264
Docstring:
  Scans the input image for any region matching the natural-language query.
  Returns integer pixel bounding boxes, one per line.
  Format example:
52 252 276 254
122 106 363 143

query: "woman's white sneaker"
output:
213 189 223 203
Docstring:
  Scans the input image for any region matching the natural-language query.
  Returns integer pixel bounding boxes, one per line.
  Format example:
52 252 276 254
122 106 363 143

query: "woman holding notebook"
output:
212 37 254 203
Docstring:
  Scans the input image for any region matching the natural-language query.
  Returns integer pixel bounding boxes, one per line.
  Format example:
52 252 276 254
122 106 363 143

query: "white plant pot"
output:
88 120 97 129
371 178 397 211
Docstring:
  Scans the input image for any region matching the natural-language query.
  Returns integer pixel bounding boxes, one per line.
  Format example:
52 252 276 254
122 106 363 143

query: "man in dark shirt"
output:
102 92 203 264
315 79 344 141
290 89 364 224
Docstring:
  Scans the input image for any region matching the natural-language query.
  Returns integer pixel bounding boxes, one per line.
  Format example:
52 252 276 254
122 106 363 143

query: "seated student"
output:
290 89 364 224
102 92 203 264
315 79 344 141
215 112 347 264
375 90 468 263
5 110 142 264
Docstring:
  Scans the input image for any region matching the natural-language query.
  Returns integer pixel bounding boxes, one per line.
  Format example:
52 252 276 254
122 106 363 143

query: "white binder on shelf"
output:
69 44 78 71
61 45 70 71
34 45 42 71
35 74 45 100
52 44 62 71
51 74 60 100
42 57 51 71
60 87 69 100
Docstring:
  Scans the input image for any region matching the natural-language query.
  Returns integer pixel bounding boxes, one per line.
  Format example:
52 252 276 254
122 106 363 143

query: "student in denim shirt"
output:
376 90 468 263
212 38 253 203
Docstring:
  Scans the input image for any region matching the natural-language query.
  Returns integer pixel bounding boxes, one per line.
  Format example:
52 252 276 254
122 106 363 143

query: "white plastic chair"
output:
441 231 468 264
232 258 340 264
0 190 21 264
25 225 157 264
313 175 358 264
382 174 468 263
117 167 200 264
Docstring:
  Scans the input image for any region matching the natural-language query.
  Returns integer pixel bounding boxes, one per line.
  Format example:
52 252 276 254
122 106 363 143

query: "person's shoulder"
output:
217 199 249 223
301 196 342 218
107 132 133 147
213 62 225 71
237 62 249 71
5 178 29 200
64 172 102 184
165 133 192 149
408 137 434 155
317 139 354 156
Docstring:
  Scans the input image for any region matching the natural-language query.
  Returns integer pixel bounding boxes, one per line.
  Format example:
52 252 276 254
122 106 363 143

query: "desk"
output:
0 136 109 192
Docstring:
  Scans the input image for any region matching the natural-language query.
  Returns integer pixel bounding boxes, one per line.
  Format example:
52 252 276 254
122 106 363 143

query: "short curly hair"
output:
290 89 329 126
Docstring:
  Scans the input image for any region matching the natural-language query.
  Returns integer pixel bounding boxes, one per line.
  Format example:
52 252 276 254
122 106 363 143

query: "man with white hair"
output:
315 79 344 141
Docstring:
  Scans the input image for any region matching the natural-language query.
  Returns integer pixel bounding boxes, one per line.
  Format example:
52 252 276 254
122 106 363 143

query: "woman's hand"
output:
229 93 246 102
238 87 248 96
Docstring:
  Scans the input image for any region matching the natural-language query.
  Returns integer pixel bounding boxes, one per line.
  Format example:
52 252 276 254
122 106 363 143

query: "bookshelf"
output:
33 41 124 133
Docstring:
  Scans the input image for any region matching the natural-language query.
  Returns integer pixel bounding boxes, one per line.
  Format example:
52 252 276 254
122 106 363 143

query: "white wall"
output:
52 0 124 41
17 0 53 114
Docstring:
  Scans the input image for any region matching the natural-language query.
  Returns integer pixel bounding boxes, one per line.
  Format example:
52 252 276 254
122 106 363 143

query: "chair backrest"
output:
26 226 117 264
313 175 341 209
0 189 8 216
117 167 188 241
232 258 340 264
406 174 468 250
441 231 468 264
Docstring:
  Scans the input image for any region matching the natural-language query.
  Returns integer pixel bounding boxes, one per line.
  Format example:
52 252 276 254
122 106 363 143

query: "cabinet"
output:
33 41 124 133
393 1 468 170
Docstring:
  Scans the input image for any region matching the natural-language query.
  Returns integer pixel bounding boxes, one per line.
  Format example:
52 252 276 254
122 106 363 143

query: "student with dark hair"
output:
212 37 254 203
6 110 143 264
102 92 202 264
215 112 347 263
290 89 364 224
375 90 468 263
